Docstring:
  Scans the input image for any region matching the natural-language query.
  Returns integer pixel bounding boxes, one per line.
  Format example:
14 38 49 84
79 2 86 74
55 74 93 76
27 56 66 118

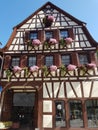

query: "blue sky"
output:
0 0 98 47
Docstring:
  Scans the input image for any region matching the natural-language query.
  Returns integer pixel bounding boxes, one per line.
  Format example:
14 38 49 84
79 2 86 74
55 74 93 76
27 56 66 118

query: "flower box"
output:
13 66 22 73
32 39 41 46
59 37 73 47
87 63 96 69
49 38 57 45
67 64 76 71
30 66 39 72
50 65 57 71
65 37 73 44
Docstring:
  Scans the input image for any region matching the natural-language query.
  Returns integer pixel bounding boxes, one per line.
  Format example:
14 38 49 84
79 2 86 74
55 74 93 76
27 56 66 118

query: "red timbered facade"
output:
0 2 98 130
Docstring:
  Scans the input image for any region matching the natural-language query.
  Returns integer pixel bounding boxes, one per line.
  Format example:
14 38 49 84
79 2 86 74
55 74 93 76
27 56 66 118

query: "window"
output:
28 56 36 67
30 32 38 40
86 100 98 128
55 101 66 127
60 30 69 39
45 31 53 39
69 100 83 127
79 54 89 64
11 57 20 66
45 56 53 66
61 55 71 65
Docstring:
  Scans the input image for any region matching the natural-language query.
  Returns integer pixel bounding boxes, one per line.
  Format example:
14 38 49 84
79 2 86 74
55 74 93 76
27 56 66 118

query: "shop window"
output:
45 56 53 66
30 32 38 40
69 100 83 127
79 54 89 65
61 55 71 66
28 56 36 67
11 57 20 66
45 31 53 40
86 100 98 128
55 101 66 127
60 30 69 39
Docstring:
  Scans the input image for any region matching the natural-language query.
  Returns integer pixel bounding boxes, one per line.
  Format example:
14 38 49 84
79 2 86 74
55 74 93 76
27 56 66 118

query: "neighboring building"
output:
0 2 98 130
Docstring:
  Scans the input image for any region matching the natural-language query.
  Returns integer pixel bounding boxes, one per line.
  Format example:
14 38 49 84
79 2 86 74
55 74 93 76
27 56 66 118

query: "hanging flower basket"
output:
67 64 76 71
43 15 54 27
30 65 39 72
50 65 57 72
32 39 41 46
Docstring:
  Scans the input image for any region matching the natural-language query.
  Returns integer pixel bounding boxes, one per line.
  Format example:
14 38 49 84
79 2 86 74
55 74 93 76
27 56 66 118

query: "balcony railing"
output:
0 65 98 82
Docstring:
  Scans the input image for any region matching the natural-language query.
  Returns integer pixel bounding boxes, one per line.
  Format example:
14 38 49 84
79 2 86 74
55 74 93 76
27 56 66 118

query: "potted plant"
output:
13 66 22 73
59 37 73 47
50 65 57 72
50 65 57 76
43 15 54 27
67 64 76 71
60 64 66 76
30 65 39 72
65 37 73 44
44 38 57 49
5 69 12 81
32 39 41 47
78 65 87 75
42 65 48 77
86 63 96 69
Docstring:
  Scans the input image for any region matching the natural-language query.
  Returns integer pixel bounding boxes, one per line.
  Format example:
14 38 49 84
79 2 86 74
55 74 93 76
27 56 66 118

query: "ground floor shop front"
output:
0 80 98 130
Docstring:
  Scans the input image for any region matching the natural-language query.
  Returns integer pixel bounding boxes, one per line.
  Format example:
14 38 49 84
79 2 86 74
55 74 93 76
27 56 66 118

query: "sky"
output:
0 0 98 48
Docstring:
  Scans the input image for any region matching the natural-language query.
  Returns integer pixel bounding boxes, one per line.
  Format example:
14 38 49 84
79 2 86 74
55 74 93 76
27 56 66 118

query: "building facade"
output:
0 2 98 130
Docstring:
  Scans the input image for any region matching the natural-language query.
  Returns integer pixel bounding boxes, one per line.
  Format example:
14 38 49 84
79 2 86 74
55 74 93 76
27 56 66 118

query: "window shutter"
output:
37 54 44 67
71 52 78 66
54 53 61 67
68 28 75 40
90 51 96 64
24 31 30 43
3 55 11 69
38 30 44 42
20 55 27 68
53 29 59 41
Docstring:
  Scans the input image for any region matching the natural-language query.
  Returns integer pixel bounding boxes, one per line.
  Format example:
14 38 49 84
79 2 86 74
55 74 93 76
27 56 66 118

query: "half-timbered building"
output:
0 2 98 130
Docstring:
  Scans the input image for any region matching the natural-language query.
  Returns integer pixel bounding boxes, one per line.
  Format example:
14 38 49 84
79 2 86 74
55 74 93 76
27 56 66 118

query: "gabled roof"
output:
1 1 98 51
14 1 86 29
